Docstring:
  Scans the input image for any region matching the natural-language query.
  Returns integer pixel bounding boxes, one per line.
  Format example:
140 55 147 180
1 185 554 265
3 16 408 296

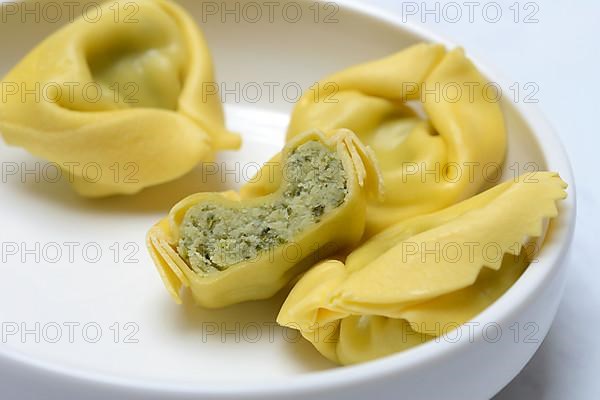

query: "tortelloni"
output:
147 130 382 308
277 172 567 365
286 43 507 236
0 0 239 197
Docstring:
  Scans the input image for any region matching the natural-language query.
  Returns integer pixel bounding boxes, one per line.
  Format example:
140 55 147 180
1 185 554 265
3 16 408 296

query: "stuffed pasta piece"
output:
283 43 507 236
147 129 381 308
0 0 239 196
278 172 567 364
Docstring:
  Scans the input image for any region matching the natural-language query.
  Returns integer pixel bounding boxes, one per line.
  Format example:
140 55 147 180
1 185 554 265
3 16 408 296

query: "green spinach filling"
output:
177 140 348 274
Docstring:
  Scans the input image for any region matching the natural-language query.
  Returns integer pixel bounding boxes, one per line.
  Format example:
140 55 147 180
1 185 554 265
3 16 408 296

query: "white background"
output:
360 0 598 398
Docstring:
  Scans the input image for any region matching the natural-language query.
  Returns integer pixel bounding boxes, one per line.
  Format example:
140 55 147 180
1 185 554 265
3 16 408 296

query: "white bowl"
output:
0 1 575 399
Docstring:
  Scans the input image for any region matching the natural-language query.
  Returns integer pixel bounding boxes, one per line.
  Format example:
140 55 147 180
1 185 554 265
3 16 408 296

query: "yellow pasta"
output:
278 172 566 364
282 43 507 236
0 0 239 196
147 129 381 308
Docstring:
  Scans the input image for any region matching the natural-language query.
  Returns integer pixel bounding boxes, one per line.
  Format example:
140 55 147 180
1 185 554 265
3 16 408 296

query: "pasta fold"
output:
277 172 567 364
283 43 507 235
147 129 381 308
0 0 239 196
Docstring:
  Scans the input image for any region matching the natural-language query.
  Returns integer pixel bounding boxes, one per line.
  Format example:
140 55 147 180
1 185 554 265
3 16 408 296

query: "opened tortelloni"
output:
286 43 507 236
147 129 382 308
0 0 239 197
278 172 567 365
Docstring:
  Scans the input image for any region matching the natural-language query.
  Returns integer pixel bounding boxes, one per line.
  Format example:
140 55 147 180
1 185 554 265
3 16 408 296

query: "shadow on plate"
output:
11 159 237 215
157 286 336 372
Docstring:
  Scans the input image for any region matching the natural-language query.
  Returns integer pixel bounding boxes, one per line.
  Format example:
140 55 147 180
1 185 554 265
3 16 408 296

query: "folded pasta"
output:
0 0 239 197
147 129 381 308
282 43 507 236
277 172 567 364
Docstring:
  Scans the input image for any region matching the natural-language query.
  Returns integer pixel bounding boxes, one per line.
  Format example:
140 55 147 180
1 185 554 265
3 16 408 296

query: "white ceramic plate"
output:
0 1 575 399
